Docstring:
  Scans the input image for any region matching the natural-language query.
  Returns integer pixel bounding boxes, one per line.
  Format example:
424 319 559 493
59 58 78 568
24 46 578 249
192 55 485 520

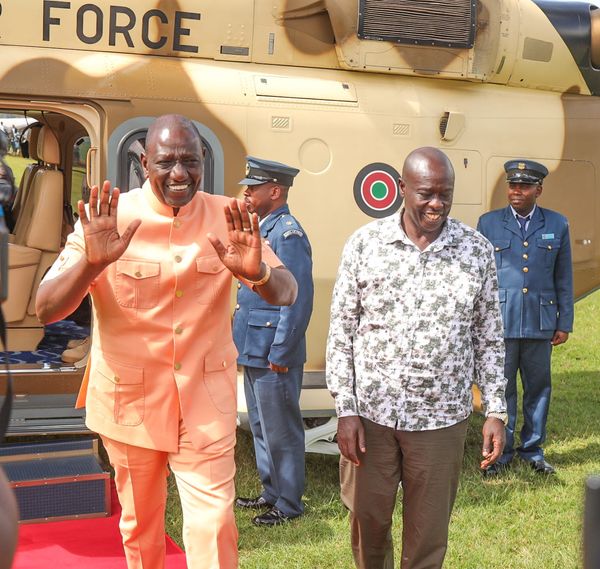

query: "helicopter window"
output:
71 136 90 209
117 130 214 194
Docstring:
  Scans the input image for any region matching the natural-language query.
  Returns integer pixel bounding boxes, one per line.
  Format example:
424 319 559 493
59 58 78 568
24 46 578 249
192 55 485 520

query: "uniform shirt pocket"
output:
115 259 161 309
536 238 561 268
95 357 145 426
540 293 558 331
203 345 238 414
195 255 227 304
492 240 510 269
243 309 281 358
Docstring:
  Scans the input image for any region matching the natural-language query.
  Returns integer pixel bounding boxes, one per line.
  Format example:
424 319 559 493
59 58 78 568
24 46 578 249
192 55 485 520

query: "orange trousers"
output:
102 422 238 569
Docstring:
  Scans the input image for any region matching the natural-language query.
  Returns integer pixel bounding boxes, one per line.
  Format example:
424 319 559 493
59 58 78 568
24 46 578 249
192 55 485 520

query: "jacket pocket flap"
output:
492 240 510 252
196 255 226 274
205 344 238 372
248 309 280 328
95 357 144 385
116 259 160 279
536 238 561 250
540 295 557 306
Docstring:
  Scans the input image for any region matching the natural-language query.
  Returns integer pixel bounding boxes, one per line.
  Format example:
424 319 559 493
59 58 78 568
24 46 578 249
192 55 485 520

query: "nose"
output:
429 195 444 209
170 161 187 180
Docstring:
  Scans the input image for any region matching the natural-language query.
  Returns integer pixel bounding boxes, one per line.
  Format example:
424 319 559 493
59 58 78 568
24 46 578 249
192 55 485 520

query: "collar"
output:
510 204 536 220
260 204 290 233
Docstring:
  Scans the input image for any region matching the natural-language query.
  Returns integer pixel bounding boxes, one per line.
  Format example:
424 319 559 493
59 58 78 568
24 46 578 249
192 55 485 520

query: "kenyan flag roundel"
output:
353 163 402 218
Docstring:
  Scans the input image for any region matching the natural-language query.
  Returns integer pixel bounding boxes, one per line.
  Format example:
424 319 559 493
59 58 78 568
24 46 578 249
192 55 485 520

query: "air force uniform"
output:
233 157 313 519
477 160 574 468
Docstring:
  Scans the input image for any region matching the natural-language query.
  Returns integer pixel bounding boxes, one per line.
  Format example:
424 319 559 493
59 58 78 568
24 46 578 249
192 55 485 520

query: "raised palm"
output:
78 181 141 268
208 199 263 280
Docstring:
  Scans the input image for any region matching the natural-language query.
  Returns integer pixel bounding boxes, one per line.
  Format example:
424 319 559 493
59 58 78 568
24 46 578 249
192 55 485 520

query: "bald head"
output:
399 147 455 242
146 114 201 153
402 147 455 185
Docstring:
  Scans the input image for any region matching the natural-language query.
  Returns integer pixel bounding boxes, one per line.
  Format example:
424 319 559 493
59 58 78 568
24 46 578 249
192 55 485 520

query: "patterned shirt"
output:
326 212 507 431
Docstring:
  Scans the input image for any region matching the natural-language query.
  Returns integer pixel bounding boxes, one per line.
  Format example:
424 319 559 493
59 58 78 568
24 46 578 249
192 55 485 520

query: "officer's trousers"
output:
243 365 305 517
340 418 468 569
102 419 238 569
501 338 553 463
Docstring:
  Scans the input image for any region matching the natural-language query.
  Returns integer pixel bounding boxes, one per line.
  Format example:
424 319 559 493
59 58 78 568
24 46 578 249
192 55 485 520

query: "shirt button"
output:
173 219 181 228
175 290 184 298
114 376 120 383
221 361 227 368
523 254 528 260
175 326 183 334
523 267 529 273
523 241 529 247
523 288 528 293
174 362 182 371
174 255 182 263
135 271 142 278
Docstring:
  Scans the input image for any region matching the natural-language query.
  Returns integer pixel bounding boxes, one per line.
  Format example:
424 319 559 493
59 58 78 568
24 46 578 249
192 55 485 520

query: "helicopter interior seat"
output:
10 123 43 231
5 126 64 350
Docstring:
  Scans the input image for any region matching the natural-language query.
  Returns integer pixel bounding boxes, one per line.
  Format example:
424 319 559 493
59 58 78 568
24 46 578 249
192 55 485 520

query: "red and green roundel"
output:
353 163 402 218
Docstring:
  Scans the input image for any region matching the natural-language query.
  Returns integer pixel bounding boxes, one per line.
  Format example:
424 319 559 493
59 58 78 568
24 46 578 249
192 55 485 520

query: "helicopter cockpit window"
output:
117 130 214 194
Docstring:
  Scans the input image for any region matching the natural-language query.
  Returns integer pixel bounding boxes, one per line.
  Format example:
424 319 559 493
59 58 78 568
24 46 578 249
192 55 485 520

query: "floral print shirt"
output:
326 212 507 431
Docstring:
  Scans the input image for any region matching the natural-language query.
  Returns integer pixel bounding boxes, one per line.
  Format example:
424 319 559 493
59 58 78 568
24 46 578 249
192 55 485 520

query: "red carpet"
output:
13 483 187 568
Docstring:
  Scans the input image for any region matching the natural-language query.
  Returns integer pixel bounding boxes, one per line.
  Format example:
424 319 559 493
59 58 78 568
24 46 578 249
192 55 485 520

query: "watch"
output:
487 412 508 426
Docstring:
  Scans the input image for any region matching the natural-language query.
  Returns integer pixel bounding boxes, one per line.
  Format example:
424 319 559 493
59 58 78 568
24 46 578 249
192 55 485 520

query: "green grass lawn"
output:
164 290 600 568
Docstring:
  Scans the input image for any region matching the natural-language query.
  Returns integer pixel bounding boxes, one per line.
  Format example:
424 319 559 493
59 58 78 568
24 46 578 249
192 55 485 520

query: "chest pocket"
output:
492 240 510 269
195 255 227 304
115 260 161 309
536 238 561 267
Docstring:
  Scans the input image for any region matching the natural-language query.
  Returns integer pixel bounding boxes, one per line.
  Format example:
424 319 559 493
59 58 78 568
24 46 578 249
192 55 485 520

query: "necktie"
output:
517 215 530 236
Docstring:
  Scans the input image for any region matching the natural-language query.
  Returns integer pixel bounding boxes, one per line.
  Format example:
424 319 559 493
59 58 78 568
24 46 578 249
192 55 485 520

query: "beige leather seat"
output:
11 124 43 227
5 126 64 350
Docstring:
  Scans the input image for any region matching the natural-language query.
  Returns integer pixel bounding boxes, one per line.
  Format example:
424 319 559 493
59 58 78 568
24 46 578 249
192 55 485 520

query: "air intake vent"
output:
358 0 477 49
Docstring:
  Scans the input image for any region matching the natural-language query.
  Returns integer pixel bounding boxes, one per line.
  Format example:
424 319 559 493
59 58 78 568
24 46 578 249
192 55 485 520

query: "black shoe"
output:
482 462 511 478
530 459 555 475
235 496 274 509
252 507 298 527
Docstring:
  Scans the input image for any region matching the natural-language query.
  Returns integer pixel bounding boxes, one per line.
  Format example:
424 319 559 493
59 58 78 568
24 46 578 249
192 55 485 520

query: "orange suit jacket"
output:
44 182 280 452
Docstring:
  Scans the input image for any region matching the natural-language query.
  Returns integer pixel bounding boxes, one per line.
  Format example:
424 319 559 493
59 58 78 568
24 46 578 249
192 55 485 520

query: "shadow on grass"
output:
234 428 345 553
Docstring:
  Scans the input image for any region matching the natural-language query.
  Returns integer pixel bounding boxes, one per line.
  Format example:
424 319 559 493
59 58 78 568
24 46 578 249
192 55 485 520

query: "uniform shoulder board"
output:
283 228 304 239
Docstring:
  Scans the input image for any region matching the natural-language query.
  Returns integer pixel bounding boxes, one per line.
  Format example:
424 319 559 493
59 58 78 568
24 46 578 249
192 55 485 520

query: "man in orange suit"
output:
35 114 297 569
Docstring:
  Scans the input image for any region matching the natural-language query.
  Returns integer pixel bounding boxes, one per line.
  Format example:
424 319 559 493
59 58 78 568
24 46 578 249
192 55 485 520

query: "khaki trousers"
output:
102 421 238 569
340 418 468 569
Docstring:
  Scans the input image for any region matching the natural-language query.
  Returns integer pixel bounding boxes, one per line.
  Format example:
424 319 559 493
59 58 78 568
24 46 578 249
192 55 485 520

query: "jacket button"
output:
175 326 183 334
135 271 142 278
523 254 528 260
550 300 554 304
266 321 272 327
175 255 182 263
237 283 241 289
495 247 500 252
235 304 240 310
523 267 529 273
522 288 528 293
547 245 552 250
523 241 528 247
222 361 227 367
114 376 120 383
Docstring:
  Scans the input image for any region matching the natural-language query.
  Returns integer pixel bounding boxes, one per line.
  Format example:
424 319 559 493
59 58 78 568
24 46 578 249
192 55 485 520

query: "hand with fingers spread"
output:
207 198 263 281
79 180 142 269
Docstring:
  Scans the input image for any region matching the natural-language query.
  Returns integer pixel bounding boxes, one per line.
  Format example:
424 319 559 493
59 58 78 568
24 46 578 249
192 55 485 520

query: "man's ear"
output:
270 184 282 200
536 184 543 198
141 152 149 177
398 177 406 198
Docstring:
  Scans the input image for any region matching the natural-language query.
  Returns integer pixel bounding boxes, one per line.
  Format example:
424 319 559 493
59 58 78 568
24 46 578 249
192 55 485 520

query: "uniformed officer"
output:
233 156 314 526
477 159 574 475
